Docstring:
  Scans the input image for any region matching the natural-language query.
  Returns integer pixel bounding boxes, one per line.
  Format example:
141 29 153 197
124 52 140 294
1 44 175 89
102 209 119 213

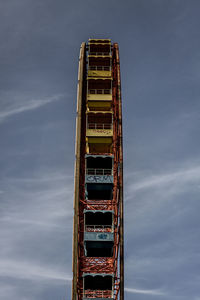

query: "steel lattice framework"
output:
72 39 123 300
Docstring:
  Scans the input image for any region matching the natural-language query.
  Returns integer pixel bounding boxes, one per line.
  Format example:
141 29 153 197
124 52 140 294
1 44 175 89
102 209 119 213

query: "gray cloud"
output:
0 94 64 122
0 259 71 282
125 287 166 296
127 163 200 193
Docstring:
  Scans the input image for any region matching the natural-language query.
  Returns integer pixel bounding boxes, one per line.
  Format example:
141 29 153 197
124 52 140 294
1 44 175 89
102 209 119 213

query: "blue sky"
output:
1 0 200 299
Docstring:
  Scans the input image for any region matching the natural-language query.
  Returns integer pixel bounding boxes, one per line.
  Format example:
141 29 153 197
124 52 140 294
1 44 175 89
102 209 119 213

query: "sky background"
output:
0 0 200 299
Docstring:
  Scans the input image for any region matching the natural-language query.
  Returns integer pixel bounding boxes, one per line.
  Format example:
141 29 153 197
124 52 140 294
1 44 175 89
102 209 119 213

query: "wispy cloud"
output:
0 168 73 300
124 161 200 300
125 162 200 231
0 94 64 122
127 164 200 193
0 259 71 282
0 169 74 226
125 287 165 296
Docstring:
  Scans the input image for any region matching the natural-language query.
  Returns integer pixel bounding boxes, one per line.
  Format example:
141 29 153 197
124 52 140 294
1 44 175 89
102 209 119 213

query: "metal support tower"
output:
72 39 123 300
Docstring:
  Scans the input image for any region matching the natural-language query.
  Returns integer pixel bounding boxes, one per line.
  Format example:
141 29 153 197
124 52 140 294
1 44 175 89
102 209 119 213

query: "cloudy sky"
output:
1 0 200 299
